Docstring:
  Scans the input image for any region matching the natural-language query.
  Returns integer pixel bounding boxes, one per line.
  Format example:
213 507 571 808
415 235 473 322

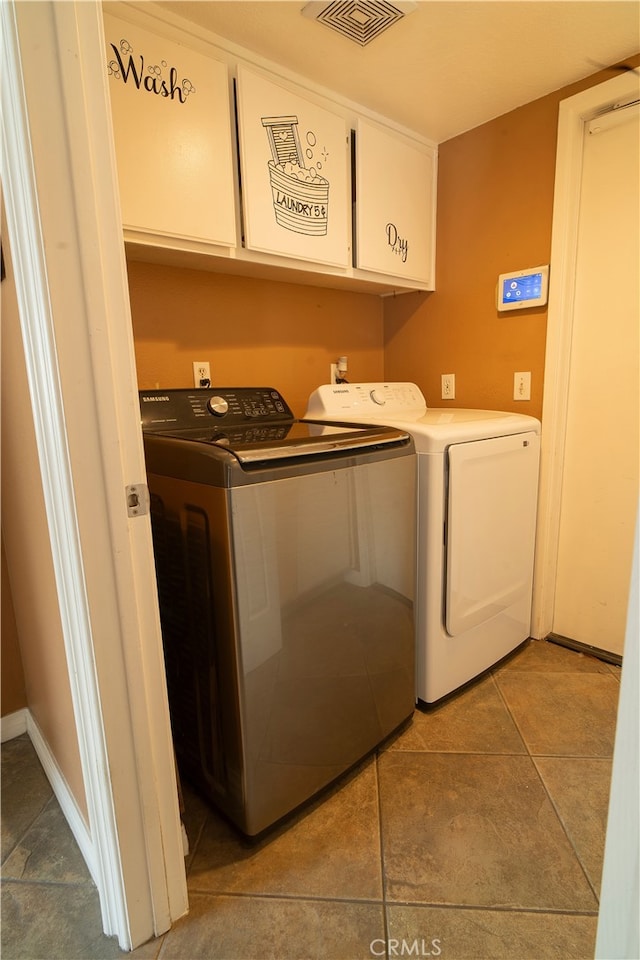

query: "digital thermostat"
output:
497 265 549 312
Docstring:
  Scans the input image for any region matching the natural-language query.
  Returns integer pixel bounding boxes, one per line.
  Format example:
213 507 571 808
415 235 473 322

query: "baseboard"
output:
547 632 623 667
1 708 28 742
2 709 98 888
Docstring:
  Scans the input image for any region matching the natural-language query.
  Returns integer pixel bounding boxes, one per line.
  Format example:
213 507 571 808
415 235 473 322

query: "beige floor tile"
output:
378 752 598 911
495 639 611 675
386 904 597 960
1 736 52 863
534 757 612 895
1 639 618 959
0 881 162 959
389 675 526 755
495 672 619 757
2 798 92 884
163 893 385 960
187 759 383 901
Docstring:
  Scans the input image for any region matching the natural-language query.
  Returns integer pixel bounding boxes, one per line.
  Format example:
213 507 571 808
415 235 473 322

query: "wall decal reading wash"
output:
262 116 330 236
107 37 196 103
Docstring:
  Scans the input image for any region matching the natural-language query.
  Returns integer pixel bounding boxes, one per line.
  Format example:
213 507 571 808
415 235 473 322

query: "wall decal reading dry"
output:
107 37 196 103
386 222 409 262
262 116 330 236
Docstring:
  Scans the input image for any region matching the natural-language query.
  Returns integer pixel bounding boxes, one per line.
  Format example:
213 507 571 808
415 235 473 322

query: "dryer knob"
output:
208 396 229 417
370 389 386 406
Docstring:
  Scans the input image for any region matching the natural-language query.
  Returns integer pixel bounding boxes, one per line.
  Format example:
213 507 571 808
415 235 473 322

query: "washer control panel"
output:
139 387 293 432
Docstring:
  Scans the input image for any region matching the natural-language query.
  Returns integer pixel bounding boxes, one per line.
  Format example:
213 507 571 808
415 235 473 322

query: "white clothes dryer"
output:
306 382 541 704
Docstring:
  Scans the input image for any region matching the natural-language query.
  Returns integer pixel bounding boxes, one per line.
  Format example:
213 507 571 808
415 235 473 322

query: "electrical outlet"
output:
193 361 211 388
441 373 455 400
514 371 531 400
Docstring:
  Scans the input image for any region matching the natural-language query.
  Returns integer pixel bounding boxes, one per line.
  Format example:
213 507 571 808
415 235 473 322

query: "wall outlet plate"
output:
514 371 531 400
193 361 211 388
441 373 455 399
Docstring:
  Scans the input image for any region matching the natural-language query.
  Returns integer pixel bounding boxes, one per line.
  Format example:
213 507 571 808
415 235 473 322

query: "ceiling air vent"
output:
302 1 417 47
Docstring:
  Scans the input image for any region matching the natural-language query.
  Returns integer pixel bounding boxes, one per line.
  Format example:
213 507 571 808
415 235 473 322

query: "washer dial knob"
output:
208 396 229 417
370 389 386 406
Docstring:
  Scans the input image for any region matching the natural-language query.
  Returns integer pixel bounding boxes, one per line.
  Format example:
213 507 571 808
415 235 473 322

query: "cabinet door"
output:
236 66 350 268
104 15 236 247
355 119 435 285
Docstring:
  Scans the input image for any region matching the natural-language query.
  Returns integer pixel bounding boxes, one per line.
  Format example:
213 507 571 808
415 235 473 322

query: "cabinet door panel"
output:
236 66 350 268
355 119 435 285
104 15 236 247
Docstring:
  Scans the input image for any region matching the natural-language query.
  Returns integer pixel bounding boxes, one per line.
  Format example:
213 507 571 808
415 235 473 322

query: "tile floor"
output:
1 639 621 960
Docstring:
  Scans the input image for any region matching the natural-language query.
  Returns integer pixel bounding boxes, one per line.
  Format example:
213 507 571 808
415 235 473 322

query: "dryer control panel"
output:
306 382 427 419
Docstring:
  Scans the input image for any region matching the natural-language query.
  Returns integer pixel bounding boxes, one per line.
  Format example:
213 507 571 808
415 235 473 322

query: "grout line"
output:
181 885 602 920
374 748 391 960
182 805 209 878
490 670 533 758
529 751 615 760
383 899 600 917
389 747 529 757
0 877 98 890
388 747 615 760
185 888 385 907
529 755 603 905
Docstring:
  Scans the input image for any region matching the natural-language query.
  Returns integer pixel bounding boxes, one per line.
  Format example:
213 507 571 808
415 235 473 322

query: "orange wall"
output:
1 538 27 717
128 61 639 424
1 212 87 816
384 61 640 420
128 262 384 416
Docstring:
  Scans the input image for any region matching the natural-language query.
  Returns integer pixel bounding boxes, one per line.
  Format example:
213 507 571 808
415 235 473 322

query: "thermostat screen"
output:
497 265 549 311
501 272 543 305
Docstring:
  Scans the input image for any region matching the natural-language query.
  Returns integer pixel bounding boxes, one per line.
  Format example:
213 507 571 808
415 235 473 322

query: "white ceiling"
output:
154 1 639 142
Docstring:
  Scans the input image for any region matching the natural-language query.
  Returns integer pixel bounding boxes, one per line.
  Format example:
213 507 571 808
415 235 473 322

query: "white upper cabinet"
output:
104 14 236 249
103 7 437 293
354 119 436 286
235 66 350 268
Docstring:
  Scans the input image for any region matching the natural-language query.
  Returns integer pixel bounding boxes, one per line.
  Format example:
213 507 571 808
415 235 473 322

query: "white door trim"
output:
531 70 640 639
1 0 187 948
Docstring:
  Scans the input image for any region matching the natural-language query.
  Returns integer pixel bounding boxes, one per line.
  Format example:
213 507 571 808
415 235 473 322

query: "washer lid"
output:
139 389 411 465
196 420 412 464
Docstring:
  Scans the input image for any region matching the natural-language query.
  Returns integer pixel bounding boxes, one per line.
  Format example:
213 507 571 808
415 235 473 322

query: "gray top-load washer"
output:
139 387 416 835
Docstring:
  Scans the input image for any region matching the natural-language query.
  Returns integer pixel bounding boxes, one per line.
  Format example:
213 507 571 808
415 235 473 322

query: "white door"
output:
552 104 639 655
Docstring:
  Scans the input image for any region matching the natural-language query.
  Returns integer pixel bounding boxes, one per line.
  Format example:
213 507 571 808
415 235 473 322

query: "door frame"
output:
1 1 187 948
531 70 640 639
532 69 640 959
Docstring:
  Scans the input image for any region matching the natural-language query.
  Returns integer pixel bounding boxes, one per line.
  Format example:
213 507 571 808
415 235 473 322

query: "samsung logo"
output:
334 389 349 394
143 395 170 402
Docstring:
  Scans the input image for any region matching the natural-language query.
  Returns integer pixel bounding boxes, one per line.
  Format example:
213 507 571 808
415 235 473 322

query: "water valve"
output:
331 356 349 384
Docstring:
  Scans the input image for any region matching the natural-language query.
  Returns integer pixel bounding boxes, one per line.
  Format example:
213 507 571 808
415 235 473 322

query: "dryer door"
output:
445 432 540 636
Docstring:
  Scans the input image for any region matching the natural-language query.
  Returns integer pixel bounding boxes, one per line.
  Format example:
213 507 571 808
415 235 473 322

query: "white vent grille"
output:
302 1 416 47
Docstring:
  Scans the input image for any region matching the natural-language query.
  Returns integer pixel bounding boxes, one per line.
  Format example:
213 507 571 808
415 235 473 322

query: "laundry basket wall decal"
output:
262 115 330 236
